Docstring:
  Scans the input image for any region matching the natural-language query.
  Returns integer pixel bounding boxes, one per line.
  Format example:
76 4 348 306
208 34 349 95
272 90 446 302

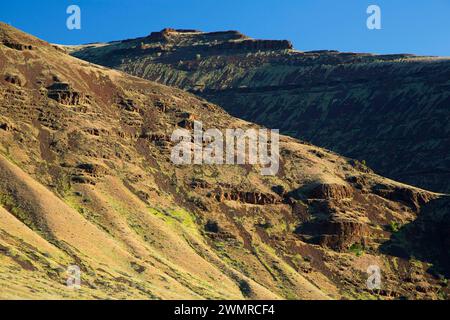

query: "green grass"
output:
389 221 401 233
147 207 197 231
0 193 35 230
349 243 364 257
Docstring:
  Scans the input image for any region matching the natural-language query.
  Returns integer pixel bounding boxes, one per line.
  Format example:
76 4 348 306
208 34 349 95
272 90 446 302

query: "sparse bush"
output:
349 243 364 257
389 221 401 233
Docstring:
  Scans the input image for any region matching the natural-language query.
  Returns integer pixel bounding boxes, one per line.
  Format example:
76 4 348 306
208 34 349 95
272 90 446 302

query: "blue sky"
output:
1 0 449 56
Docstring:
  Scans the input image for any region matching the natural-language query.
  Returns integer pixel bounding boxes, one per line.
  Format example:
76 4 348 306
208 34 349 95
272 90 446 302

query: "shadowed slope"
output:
71 28 450 194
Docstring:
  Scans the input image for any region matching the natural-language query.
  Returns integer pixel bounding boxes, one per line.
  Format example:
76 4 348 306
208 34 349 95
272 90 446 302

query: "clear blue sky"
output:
1 0 449 56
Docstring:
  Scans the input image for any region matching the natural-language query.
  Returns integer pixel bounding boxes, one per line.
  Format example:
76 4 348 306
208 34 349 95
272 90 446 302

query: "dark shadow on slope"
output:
379 196 450 278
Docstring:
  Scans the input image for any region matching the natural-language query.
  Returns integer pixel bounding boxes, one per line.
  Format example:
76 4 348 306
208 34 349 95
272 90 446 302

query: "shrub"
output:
349 243 364 257
389 221 401 233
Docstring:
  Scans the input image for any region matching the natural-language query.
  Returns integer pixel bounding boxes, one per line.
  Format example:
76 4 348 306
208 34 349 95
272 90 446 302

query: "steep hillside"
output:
1 23 449 299
72 28 450 194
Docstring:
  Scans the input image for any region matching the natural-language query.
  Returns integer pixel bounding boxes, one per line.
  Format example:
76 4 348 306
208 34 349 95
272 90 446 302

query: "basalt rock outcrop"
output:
46 82 88 106
147 28 204 42
117 97 138 112
1 23 449 300
308 183 353 201
71 28 450 194
214 189 281 205
2 39 33 50
214 39 292 51
317 218 368 251
4 73 25 86
372 184 435 211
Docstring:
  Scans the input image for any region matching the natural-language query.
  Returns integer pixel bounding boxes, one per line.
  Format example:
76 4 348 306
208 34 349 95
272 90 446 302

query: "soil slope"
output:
0 23 448 299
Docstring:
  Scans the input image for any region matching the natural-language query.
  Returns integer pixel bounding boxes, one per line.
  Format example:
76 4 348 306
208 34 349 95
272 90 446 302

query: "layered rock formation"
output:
0 23 449 300
46 82 88 106
71 29 450 194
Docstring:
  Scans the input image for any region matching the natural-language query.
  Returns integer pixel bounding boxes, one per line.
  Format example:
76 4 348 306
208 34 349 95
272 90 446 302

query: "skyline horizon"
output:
3 20 450 58
1 1 450 56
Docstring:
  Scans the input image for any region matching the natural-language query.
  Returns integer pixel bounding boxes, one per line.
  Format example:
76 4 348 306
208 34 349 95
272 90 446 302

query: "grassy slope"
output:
1 23 448 300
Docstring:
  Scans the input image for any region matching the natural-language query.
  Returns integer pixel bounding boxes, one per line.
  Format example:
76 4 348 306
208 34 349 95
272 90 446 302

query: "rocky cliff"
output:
1 23 448 299
71 29 450 194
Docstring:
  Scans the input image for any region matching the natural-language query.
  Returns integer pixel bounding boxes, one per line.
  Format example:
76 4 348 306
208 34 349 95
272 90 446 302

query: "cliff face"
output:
71 29 450 194
1 23 449 299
